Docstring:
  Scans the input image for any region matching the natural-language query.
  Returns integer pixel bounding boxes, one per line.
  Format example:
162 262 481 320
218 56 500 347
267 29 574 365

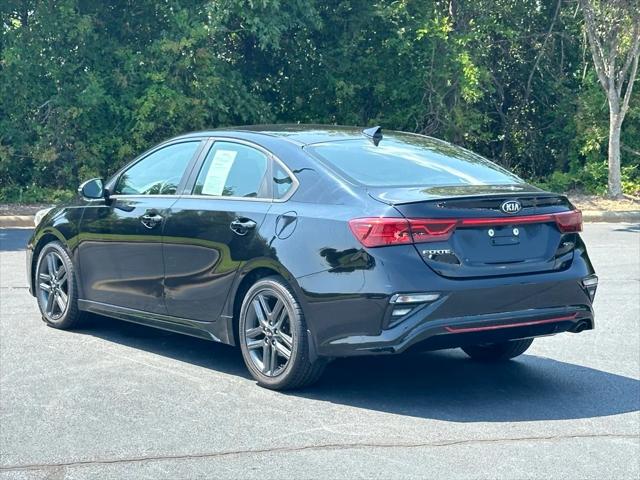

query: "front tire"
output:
35 241 85 329
238 276 325 390
461 338 533 361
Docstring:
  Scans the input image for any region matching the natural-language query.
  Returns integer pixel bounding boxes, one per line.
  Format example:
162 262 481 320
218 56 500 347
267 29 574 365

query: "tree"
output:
579 0 640 198
1 1 639 200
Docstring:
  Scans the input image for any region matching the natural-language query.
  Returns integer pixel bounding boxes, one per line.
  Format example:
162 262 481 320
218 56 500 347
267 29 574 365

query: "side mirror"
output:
78 178 106 200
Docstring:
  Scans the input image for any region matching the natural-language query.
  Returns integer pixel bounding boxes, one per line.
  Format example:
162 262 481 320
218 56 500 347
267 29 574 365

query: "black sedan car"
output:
27 125 598 390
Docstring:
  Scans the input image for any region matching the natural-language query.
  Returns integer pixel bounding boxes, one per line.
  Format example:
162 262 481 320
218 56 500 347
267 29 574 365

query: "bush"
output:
539 162 640 196
0 185 75 204
540 171 580 193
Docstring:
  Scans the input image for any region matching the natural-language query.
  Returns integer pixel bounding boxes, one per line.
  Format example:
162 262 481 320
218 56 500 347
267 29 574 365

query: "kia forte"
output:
27 125 598 390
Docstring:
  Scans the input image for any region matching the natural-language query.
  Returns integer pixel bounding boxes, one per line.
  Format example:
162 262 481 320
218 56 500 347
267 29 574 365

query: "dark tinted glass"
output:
194 142 268 198
308 137 523 187
115 141 200 195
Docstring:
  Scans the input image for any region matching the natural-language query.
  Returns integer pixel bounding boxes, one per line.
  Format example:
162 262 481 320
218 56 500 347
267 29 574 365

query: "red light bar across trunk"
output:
348 210 582 248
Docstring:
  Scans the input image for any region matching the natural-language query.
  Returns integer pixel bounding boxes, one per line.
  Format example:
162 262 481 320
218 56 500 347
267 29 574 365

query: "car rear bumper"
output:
317 306 593 357
296 242 596 358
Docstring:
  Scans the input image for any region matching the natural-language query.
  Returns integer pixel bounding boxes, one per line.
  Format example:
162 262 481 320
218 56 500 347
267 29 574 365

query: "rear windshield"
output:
306 136 523 187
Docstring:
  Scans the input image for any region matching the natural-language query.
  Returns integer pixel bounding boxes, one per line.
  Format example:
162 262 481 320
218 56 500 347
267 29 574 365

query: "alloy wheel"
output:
243 289 293 376
37 251 69 320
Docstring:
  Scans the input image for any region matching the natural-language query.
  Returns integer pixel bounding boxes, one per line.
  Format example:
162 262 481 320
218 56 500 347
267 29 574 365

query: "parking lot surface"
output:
1 223 638 479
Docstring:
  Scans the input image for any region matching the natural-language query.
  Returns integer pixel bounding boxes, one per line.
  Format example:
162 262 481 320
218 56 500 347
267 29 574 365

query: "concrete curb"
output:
0 215 35 228
581 210 640 223
0 211 639 228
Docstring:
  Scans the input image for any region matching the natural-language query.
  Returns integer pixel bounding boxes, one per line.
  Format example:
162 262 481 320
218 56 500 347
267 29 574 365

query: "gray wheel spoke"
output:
38 273 51 282
273 308 287 330
246 339 263 350
253 298 268 328
262 342 271 373
57 270 68 286
269 342 278 373
55 264 66 280
270 299 284 324
245 326 263 339
39 282 52 292
57 289 68 309
46 254 56 276
273 339 291 360
278 331 293 349
55 292 66 312
257 294 271 321
45 292 55 315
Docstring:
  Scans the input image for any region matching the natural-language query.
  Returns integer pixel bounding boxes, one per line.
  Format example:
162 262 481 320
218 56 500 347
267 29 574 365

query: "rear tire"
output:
35 241 85 329
461 338 533 361
238 276 326 390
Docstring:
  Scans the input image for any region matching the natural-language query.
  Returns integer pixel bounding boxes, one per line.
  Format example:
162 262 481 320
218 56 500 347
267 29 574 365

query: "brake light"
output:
348 218 412 247
554 210 583 233
407 219 457 242
348 218 456 247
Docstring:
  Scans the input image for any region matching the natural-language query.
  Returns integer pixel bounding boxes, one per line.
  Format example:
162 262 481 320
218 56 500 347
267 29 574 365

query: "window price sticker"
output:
202 149 237 195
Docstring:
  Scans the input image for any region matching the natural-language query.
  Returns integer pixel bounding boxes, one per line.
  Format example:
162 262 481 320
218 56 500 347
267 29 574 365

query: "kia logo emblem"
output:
501 200 522 214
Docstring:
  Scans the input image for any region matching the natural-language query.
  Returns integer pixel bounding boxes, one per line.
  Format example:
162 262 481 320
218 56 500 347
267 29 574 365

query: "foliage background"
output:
1 0 639 202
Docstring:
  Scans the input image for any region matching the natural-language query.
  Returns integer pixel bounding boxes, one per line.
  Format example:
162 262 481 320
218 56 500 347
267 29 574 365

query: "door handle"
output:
140 212 163 229
230 218 257 236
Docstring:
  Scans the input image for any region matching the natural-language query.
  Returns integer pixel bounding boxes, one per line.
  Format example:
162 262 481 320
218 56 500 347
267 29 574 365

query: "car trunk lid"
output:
368 186 579 278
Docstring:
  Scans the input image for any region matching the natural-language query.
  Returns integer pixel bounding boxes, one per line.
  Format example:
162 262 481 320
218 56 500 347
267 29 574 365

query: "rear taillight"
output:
348 218 412 247
348 218 456 247
407 219 457 243
554 210 583 233
349 210 582 248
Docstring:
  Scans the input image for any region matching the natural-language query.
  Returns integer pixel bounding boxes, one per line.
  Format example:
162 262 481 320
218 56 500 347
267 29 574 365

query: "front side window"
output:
193 142 269 198
114 141 200 195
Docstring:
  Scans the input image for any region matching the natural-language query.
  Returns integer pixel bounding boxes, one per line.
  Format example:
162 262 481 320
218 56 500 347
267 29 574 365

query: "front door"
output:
162 140 273 322
77 140 203 313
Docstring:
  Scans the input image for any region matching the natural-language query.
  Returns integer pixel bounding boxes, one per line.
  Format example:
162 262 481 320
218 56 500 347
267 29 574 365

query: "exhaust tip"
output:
572 320 591 333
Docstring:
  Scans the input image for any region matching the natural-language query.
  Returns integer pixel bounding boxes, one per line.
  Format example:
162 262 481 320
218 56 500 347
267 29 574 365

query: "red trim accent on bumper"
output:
444 313 579 334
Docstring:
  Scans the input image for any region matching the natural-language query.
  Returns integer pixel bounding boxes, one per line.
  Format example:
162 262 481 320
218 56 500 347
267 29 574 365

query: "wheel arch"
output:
224 261 303 346
30 229 69 296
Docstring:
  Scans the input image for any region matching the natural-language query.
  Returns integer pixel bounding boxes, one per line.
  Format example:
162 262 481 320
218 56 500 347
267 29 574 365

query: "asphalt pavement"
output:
0 224 639 479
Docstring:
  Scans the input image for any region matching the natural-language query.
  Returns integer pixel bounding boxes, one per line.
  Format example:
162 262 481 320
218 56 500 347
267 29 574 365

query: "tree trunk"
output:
607 109 623 198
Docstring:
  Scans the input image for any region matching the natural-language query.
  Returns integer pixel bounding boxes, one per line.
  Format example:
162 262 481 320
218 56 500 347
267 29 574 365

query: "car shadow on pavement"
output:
79 315 639 423
302 351 640 423
0 228 32 252
77 314 251 379
612 224 640 233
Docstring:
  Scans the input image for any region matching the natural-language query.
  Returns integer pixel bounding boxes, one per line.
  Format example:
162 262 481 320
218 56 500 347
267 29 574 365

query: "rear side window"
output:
273 163 294 199
115 141 200 195
307 137 523 187
193 142 269 198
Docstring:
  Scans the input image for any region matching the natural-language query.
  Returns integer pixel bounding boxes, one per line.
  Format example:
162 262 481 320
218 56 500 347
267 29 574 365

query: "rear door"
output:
162 139 273 322
77 140 204 313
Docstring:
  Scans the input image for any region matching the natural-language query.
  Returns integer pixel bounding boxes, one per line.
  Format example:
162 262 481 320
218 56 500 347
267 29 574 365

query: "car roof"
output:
173 124 372 146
